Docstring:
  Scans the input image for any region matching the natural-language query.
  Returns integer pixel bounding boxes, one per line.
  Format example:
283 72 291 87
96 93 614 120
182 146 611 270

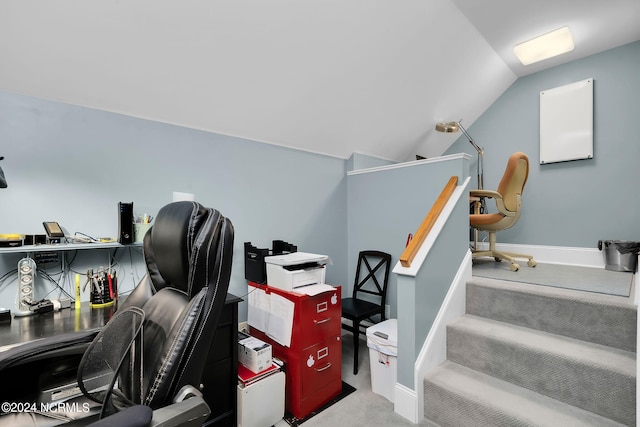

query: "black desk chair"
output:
0 201 234 426
341 250 391 375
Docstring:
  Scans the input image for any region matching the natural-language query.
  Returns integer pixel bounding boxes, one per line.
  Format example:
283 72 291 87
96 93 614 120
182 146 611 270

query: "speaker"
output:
16 257 36 316
118 202 134 244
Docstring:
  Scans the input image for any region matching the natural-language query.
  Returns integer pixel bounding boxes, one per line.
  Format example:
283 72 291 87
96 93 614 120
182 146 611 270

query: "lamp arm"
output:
456 123 483 155
456 122 484 190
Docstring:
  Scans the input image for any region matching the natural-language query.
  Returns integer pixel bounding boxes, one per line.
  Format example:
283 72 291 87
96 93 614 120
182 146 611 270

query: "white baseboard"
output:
473 242 606 268
393 251 472 424
394 383 418 423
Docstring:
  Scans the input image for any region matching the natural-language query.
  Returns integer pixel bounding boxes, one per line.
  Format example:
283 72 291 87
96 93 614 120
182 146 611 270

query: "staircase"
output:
424 276 637 426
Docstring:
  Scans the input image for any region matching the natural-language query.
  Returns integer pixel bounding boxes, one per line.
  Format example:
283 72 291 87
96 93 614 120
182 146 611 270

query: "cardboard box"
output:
238 332 272 374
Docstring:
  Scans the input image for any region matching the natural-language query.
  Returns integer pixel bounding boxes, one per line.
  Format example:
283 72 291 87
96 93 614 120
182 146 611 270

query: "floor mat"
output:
472 259 634 297
283 381 356 426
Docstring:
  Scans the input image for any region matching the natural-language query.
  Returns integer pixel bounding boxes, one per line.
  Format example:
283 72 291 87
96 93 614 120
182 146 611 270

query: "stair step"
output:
424 361 626 427
466 277 637 352
447 314 636 425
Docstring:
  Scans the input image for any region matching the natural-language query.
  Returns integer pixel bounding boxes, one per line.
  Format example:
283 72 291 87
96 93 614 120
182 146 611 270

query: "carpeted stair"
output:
424 276 637 426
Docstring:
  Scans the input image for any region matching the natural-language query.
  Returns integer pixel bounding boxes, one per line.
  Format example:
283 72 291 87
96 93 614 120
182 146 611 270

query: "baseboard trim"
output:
473 242 606 268
394 383 418 423
394 250 472 424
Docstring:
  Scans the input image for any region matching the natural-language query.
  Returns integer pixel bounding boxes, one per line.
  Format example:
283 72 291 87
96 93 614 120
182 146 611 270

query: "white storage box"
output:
366 319 398 402
237 371 285 427
238 332 272 374
264 252 329 291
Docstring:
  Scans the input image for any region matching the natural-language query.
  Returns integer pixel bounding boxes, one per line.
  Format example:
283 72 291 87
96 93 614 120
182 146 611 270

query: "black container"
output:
90 270 117 307
244 240 297 283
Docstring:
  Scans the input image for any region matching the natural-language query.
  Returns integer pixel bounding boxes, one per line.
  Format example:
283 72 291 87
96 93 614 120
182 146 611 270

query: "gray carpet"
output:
472 259 634 297
424 277 637 426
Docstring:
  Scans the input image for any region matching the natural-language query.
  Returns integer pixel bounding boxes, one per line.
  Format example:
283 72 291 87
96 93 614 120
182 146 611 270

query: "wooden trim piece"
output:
399 176 458 268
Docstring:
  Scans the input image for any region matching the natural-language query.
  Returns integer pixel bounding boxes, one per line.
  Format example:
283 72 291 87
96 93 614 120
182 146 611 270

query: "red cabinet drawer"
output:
300 336 342 399
297 289 341 349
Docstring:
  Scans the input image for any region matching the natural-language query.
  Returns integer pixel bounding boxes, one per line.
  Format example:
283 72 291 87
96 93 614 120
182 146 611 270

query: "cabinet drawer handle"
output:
314 317 332 325
317 301 328 313
315 363 332 372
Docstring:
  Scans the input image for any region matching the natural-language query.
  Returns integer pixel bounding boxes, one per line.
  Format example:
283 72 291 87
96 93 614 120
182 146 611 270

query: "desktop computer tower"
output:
118 202 134 244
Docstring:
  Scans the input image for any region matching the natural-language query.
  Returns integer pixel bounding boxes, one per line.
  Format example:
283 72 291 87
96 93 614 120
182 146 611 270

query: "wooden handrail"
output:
399 176 458 267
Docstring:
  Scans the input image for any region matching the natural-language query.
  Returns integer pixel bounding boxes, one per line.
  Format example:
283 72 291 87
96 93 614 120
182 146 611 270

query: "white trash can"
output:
366 319 397 402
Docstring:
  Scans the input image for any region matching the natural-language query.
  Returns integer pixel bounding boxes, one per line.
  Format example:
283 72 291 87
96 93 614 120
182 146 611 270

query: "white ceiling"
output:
451 0 640 77
1 0 638 162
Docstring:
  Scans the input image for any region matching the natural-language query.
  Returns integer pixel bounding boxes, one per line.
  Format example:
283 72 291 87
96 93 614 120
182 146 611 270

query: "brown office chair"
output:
470 152 536 271
341 250 391 375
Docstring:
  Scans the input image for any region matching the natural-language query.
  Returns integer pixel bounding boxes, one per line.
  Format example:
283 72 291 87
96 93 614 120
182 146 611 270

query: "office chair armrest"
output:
470 190 518 217
469 189 502 199
149 385 211 427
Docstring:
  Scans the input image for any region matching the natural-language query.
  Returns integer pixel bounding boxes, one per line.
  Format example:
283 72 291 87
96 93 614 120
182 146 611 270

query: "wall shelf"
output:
0 242 140 254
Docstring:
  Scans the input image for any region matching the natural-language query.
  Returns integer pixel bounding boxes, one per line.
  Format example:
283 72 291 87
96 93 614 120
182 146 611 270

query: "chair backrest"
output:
352 250 391 305
116 201 234 409
496 152 529 212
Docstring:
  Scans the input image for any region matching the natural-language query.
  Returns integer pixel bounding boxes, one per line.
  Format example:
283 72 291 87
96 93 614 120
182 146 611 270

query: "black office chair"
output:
341 250 391 375
0 201 234 426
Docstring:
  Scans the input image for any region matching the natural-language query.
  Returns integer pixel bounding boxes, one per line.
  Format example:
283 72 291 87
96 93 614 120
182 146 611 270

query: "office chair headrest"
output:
144 201 222 296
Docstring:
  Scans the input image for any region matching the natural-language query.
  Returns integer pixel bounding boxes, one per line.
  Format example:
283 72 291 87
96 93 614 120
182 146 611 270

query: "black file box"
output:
244 240 297 283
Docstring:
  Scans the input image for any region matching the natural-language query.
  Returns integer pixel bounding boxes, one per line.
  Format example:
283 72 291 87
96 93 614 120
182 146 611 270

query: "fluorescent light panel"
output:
514 26 574 65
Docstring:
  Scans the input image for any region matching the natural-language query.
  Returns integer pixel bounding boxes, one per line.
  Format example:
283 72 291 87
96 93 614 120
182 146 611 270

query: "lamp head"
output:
435 121 460 133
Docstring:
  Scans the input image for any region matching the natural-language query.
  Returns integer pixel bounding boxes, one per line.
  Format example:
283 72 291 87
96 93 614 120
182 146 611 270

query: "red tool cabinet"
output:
248 281 342 420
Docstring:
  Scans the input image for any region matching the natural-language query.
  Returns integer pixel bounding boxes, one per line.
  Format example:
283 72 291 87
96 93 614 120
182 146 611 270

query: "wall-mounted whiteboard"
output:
539 78 593 164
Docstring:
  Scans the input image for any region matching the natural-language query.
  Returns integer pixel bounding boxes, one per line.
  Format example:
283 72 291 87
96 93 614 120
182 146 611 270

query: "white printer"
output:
264 252 330 291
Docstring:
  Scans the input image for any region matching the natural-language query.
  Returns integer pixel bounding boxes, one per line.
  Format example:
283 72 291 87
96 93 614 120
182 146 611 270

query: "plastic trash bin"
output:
598 240 640 272
366 319 397 402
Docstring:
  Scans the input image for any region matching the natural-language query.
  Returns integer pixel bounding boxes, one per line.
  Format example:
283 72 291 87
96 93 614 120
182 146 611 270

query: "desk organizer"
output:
244 240 297 284
90 269 117 308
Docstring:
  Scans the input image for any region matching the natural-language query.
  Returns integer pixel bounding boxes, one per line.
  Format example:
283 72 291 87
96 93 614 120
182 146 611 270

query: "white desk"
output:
0 241 138 254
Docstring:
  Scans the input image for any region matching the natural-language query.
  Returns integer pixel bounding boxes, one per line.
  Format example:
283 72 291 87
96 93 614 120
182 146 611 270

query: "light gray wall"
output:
396 182 469 389
347 152 396 171
0 91 348 318
346 155 470 319
445 41 640 248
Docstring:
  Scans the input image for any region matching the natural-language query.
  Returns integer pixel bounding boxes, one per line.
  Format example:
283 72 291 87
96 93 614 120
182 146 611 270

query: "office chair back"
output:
496 151 529 214
116 201 234 409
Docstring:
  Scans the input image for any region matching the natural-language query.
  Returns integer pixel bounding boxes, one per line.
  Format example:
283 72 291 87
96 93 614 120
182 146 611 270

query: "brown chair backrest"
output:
496 152 529 212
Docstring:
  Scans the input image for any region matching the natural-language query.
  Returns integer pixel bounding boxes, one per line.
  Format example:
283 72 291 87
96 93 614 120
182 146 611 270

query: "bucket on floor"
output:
598 240 640 272
366 319 397 402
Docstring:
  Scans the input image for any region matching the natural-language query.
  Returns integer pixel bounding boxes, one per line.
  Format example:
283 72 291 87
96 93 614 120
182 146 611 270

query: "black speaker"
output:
118 202 134 244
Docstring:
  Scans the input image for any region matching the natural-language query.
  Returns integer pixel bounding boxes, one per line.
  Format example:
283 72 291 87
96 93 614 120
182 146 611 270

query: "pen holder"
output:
134 223 152 243
90 271 116 308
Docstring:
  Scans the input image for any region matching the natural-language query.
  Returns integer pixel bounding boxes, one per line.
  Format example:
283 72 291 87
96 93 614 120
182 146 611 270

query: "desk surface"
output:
0 302 115 351
0 242 140 254
0 293 242 352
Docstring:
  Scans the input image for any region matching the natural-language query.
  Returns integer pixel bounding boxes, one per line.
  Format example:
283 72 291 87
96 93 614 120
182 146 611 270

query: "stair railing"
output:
399 176 459 268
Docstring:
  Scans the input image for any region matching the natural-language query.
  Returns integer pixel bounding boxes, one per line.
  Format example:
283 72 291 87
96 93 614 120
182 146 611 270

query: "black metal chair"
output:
341 250 391 375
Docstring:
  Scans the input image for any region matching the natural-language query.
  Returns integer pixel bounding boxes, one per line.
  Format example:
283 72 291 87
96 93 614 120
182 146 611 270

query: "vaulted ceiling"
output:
1 0 638 162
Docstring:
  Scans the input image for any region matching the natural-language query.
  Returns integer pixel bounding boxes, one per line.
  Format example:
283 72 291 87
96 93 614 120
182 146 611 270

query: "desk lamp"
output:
0 156 6 188
435 121 484 190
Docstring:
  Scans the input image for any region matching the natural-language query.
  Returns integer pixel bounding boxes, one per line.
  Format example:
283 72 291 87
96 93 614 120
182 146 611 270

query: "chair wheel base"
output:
527 259 537 267
510 263 520 271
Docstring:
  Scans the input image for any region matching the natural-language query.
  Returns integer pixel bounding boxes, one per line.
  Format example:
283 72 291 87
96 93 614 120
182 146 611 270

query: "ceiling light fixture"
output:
514 26 574 66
